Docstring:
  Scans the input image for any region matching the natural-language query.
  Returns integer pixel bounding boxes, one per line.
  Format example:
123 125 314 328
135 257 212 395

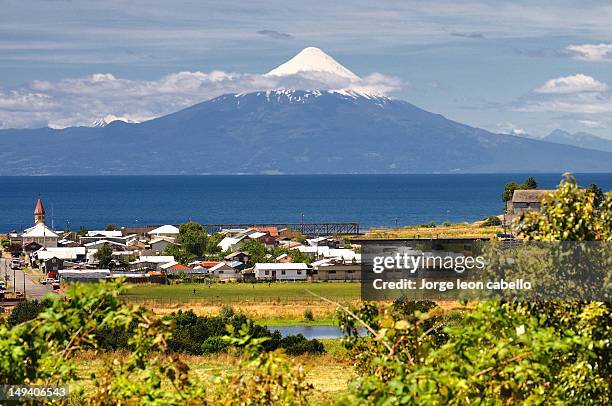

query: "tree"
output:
105 224 119 231
206 233 224 255
523 176 538 189
502 181 520 202
95 243 113 268
178 222 208 257
241 239 269 266
164 244 194 265
587 183 605 207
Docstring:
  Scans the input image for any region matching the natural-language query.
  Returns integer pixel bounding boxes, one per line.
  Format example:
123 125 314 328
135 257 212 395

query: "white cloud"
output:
534 74 608 94
578 119 608 129
565 43 612 62
0 69 403 129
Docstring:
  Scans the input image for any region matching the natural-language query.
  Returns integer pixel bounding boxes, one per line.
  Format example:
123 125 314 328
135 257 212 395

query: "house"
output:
274 253 292 263
160 262 192 274
41 257 64 278
150 237 176 254
279 241 304 250
86 230 123 238
311 260 361 281
84 239 128 251
225 251 250 264
129 255 175 271
148 225 180 240
218 235 247 252
34 247 87 262
58 269 110 282
209 262 240 282
296 246 360 262
23 241 42 254
108 272 149 283
254 263 308 281
121 226 153 237
80 235 131 246
246 231 276 248
505 189 554 226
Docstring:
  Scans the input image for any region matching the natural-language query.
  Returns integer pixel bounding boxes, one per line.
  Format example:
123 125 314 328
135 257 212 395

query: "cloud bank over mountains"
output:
0 67 402 129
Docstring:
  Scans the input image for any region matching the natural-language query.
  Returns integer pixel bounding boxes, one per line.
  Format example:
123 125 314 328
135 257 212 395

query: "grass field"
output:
123 282 361 304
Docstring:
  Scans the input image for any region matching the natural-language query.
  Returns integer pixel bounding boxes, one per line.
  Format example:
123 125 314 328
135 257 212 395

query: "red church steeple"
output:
34 195 46 224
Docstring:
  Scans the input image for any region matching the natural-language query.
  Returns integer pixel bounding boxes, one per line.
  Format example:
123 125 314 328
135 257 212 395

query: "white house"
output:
34 247 86 262
218 235 247 252
254 263 308 281
148 225 180 239
209 262 239 282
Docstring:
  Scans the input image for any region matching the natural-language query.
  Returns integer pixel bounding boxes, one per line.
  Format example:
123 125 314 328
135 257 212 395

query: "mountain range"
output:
1 47 611 175
541 129 612 153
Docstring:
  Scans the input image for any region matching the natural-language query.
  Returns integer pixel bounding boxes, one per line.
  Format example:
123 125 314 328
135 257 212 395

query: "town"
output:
1 196 365 301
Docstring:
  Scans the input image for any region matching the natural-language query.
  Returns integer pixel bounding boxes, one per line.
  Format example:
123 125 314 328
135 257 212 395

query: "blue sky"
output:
2 0 612 138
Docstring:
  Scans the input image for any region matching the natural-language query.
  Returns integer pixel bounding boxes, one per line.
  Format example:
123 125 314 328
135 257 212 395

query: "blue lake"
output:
1 174 611 232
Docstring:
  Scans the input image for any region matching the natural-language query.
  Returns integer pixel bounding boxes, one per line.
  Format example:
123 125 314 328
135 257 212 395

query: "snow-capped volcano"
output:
265 47 360 81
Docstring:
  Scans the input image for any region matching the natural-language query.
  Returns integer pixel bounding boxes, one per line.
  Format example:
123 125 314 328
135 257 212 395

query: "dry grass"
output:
365 221 502 239
147 301 341 320
72 346 355 405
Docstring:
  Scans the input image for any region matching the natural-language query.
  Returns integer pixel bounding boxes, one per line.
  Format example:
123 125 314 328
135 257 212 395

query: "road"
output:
1 257 52 300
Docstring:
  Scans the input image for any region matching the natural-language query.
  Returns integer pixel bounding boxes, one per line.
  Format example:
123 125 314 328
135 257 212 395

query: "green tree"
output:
502 180 520 202
164 244 194 265
523 176 538 189
95 243 113 268
105 223 119 231
241 239 269 266
178 222 208 257
206 232 224 255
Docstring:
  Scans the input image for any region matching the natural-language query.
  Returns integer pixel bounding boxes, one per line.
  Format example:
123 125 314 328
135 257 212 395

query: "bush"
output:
7 298 52 326
279 334 325 355
418 222 437 228
163 309 325 356
303 308 314 322
201 336 229 354
481 215 502 226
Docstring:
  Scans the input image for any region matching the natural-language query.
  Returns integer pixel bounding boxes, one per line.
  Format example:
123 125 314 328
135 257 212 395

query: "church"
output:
21 196 59 249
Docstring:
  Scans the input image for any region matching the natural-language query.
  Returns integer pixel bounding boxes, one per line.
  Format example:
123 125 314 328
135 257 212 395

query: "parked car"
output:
10 259 21 269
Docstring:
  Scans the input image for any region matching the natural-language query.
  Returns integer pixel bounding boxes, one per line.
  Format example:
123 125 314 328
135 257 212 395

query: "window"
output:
297 270 302 275
265 270 269 276
281 270 286 275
